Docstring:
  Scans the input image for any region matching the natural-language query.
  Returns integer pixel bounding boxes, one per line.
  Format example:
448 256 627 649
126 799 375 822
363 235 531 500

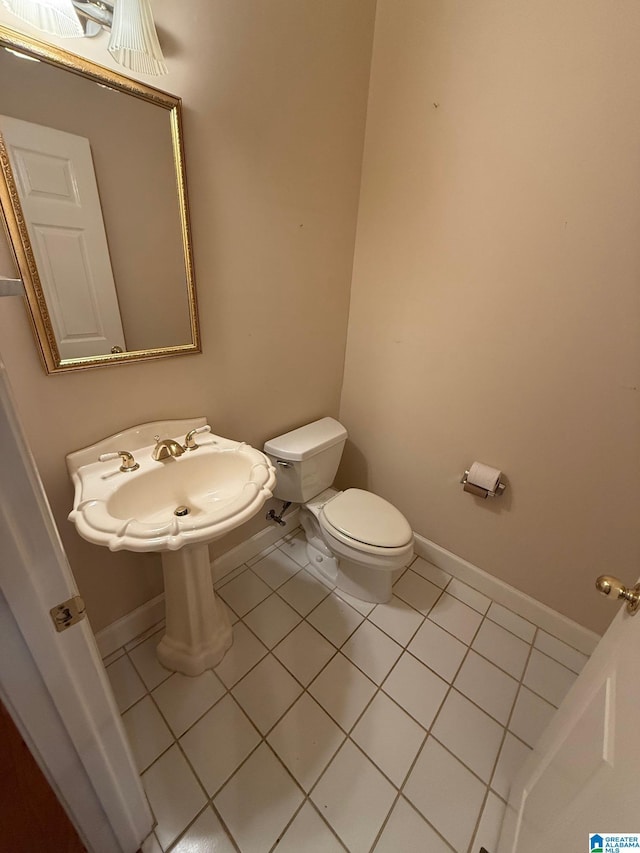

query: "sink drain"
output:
174 505 190 516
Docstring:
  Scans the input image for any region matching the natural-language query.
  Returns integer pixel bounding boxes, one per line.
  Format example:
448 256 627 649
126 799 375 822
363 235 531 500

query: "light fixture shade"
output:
1 0 84 37
108 0 167 76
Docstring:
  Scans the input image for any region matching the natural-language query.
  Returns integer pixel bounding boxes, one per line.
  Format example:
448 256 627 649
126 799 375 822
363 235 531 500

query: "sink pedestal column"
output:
157 545 232 676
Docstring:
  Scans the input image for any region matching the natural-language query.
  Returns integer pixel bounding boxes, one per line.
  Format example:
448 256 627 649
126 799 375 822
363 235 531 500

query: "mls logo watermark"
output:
590 834 640 852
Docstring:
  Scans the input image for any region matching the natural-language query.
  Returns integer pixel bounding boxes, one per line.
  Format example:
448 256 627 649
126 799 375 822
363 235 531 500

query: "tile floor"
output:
104 530 589 853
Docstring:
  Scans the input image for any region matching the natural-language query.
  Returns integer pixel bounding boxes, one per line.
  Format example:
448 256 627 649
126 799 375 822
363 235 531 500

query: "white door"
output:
0 115 126 358
498 581 640 852
0 353 151 852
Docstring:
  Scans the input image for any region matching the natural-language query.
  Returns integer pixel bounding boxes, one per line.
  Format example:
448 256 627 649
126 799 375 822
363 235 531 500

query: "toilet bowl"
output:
264 418 414 604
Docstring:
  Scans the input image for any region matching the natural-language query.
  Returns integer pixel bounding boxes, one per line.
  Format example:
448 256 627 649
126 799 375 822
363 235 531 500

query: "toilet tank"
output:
263 417 348 503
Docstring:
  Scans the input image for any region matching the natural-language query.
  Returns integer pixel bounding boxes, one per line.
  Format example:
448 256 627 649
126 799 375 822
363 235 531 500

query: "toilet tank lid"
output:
264 417 347 462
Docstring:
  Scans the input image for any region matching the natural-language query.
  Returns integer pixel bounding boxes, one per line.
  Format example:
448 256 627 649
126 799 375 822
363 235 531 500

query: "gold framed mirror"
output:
0 25 200 373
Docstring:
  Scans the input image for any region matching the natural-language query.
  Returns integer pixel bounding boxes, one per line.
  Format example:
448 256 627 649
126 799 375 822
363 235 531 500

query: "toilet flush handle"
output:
276 460 292 469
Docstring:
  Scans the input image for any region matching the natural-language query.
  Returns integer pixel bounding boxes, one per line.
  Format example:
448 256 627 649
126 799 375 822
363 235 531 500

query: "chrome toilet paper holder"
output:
460 470 506 499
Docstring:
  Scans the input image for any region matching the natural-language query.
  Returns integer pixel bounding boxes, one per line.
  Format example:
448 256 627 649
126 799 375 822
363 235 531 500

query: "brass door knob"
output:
595 575 640 615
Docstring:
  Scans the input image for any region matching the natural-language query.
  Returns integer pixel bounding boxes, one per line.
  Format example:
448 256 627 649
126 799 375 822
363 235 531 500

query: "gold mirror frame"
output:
0 25 200 373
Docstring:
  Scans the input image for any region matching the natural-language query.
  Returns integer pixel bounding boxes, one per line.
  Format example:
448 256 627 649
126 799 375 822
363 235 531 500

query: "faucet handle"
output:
184 425 211 450
98 450 139 472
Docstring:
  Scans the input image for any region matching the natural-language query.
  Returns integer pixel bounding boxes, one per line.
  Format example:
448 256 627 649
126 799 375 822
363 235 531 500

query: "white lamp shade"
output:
1 0 84 37
108 0 167 76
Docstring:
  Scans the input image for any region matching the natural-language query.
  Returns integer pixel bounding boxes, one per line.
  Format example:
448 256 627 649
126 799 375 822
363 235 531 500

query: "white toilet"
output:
264 417 414 603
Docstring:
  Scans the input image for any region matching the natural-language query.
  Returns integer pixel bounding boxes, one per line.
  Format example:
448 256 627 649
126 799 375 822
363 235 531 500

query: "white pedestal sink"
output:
158 545 233 675
67 418 276 676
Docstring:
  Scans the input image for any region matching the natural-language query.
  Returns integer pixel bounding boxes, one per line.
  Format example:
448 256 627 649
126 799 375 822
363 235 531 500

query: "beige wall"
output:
0 0 376 631
339 0 640 635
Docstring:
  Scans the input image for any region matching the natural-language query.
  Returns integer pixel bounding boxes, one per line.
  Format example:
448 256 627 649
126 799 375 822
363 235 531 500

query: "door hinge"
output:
50 595 86 632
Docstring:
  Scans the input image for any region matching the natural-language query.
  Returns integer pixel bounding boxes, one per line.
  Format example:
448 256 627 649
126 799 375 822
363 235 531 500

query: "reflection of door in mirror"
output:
0 115 126 359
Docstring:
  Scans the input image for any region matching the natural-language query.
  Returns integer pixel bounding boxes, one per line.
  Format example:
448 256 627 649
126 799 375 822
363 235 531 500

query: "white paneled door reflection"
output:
0 114 125 357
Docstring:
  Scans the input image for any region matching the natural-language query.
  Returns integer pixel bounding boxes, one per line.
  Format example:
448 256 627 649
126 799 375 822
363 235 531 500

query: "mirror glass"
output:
0 26 200 373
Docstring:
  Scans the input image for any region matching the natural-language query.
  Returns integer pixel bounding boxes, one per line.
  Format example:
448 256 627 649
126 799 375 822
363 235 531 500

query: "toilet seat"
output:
320 488 412 550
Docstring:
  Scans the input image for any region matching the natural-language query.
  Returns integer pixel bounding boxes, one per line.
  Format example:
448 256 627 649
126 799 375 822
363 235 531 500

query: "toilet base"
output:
337 556 392 604
305 541 338 586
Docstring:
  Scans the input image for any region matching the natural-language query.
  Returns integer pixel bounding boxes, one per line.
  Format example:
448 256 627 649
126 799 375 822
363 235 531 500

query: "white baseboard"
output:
95 593 165 659
414 534 600 656
95 509 300 658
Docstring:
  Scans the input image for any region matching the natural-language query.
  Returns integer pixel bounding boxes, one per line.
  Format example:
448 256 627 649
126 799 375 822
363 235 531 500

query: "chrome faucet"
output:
152 435 185 461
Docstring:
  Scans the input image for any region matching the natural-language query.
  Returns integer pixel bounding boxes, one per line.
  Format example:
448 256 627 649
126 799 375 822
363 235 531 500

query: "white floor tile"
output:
368 595 424 647
250 548 303 589
523 649 577 708
454 651 519 725
472 618 531 679
407 618 467 683
382 652 448 730
142 744 206 850
306 594 364 647
487 602 536 643
352 691 425 786
277 530 311 568
217 570 271 617
534 630 589 674
431 689 504 782
152 670 226 738
472 792 507 853
374 796 454 853
170 806 236 853
180 695 260 796
445 578 491 614
128 631 172 691
232 654 302 734
273 622 335 686
214 743 304 853
341 621 403 684
310 740 396 853
491 733 532 800
308 652 377 731
122 696 173 773
428 593 483 644
115 541 585 853
393 570 442 614
406 557 451 589
404 737 485 853
106 654 146 713
267 693 345 791
277 568 331 615
213 622 268 687
509 686 556 748
243 593 301 648
274 801 344 853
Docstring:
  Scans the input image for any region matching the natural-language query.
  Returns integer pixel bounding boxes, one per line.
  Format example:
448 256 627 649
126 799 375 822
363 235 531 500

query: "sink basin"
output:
67 418 277 676
67 418 276 552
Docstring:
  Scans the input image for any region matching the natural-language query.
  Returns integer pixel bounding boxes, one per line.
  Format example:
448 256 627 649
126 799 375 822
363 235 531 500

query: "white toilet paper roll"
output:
467 462 501 493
